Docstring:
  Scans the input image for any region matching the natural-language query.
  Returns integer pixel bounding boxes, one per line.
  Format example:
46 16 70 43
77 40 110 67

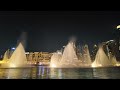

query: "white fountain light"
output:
115 63 120 66
10 63 16 68
117 25 120 30
51 64 56 68
91 64 96 68
91 63 102 68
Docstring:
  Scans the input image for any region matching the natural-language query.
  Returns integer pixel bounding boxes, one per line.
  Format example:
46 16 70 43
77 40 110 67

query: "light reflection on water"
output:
93 67 120 79
0 66 120 79
0 68 31 79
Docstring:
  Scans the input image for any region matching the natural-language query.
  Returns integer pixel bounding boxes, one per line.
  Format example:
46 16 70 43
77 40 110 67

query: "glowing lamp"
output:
51 64 56 68
12 47 15 50
10 64 16 67
117 25 120 30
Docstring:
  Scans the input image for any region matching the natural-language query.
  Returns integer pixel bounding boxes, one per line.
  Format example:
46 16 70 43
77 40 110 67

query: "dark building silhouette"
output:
113 25 120 61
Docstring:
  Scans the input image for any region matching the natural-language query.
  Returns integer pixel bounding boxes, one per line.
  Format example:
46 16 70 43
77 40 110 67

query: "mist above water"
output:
17 32 27 49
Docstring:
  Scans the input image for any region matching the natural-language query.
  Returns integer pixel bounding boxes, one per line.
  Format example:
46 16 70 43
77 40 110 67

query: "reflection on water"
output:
92 67 120 79
49 68 93 79
50 68 63 79
0 68 31 79
30 66 50 79
0 66 120 79
93 68 110 79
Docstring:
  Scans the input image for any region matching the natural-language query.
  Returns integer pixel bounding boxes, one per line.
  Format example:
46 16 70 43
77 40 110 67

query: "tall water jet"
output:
76 44 83 61
0 49 10 64
0 43 28 68
59 40 81 67
109 54 120 66
111 55 118 65
8 43 28 67
82 44 92 66
50 51 62 68
0 49 10 65
92 44 111 67
3 49 9 60
50 38 92 68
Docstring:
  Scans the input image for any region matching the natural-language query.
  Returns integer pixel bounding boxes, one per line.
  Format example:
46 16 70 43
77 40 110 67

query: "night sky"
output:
0 11 120 55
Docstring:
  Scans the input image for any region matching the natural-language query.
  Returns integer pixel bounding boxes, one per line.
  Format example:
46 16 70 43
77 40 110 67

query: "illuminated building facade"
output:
26 52 52 65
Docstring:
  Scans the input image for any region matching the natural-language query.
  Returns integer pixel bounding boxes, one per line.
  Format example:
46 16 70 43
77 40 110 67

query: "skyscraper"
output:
114 25 120 61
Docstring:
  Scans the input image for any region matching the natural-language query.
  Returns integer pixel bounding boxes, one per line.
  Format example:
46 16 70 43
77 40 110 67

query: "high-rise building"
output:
114 25 120 61
116 25 120 49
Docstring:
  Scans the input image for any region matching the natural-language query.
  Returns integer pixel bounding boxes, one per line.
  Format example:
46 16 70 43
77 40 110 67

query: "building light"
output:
94 44 97 47
109 40 114 42
63 46 66 48
25 52 29 54
117 25 120 30
11 47 15 50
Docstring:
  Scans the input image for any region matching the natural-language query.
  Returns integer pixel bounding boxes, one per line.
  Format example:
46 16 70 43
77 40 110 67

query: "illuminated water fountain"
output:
50 39 92 68
92 44 120 67
50 40 120 68
3 49 9 60
109 54 120 66
58 41 81 67
82 44 92 66
0 49 10 64
9 43 28 67
50 51 62 67
0 43 28 68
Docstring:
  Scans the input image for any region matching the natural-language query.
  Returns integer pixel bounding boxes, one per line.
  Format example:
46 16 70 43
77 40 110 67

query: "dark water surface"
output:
0 66 120 79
